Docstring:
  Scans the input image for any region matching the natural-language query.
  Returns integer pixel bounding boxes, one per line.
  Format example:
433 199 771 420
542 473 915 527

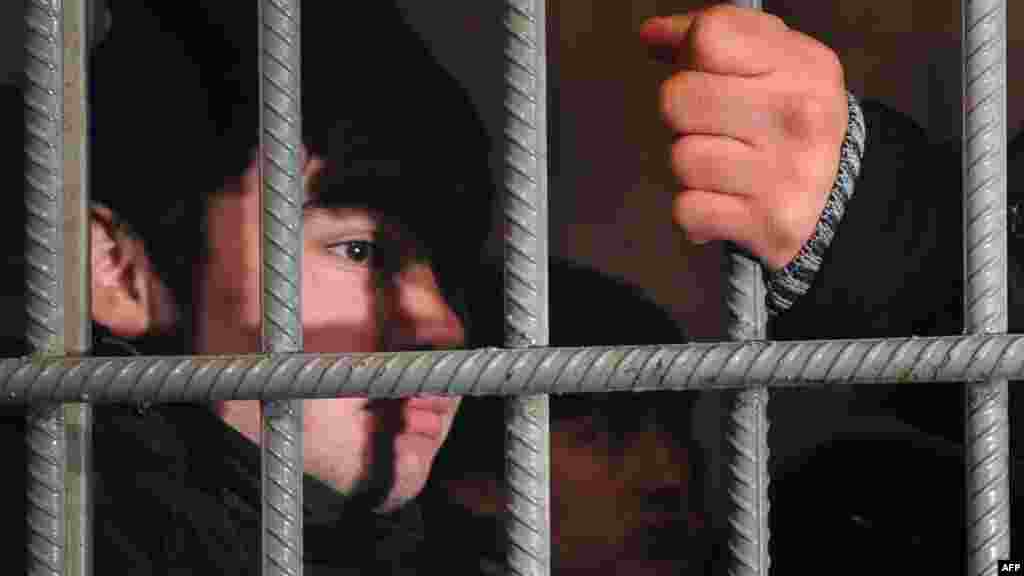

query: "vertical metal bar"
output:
61 1 93 574
259 0 303 575
504 0 550 575
723 2 769 575
724 251 769 576
963 1 1010 574
24 0 65 572
25 0 93 574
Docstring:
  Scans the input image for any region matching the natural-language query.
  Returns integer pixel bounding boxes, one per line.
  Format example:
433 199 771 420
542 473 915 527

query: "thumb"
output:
639 15 694 65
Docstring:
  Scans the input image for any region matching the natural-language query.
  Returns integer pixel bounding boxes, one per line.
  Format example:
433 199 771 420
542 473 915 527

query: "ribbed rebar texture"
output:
9 335 1024 401
24 0 62 354
729 0 762 10
504 0 550 574
724 4 767 576
24 1 65 574
25 403 63 576
963 1 1010 573
259 1 303 574
725 249 769 576
724 4 768 574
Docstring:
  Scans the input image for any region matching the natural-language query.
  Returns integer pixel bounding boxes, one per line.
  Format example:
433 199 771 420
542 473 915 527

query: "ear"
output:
90 204 178 338
301 144 325 197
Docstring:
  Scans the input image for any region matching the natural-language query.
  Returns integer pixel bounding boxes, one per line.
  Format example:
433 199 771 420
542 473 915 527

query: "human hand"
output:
641 5 848 271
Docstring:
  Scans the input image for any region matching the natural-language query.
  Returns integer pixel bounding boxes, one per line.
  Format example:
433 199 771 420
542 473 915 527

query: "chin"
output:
372 433 442 513
372 473 427 514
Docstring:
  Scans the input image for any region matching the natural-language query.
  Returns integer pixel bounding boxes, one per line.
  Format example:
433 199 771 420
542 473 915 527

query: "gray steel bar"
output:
25 0 93 574
24 0 66 569
10 334 1024 401
60 1 93 574
724 249 769 576
963 1 1010 574
504 0 550 574
725 1 768 574
24 0 63 358
259 0 303 574
63 1 91 360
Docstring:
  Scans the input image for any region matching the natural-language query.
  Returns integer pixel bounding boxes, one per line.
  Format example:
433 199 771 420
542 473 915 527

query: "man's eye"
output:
328 240 375 266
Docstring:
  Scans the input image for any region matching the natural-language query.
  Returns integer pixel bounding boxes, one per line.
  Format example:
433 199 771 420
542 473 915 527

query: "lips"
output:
405 396 455 414
402 396 455 438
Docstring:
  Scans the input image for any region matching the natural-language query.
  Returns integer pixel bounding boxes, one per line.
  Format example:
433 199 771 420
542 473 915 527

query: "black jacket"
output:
4 391 496 575
767 100 1024 573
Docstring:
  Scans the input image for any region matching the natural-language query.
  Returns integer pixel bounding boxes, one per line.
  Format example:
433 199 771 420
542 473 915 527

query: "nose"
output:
382 263 466 351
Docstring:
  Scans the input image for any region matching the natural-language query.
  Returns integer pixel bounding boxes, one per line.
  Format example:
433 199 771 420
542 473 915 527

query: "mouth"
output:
365 395 455 439
405 396 455 414
402 396 455 438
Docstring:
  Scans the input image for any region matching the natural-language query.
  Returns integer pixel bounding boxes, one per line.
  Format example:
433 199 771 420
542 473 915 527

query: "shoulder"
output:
0 84 19 118
417 495 505 576
0 85 23 352
1 84 21 172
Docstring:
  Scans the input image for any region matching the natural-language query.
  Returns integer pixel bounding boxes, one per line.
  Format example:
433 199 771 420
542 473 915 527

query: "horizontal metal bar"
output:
6 334 1024 402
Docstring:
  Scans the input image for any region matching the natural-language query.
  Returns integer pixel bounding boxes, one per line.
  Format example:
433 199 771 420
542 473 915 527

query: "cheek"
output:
550 431 621 543
211 196 259 282
301 398 371 491
302 260 380 353
198 207 262 354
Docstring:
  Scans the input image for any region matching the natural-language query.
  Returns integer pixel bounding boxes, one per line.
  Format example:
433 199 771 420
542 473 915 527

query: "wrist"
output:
766 91 867 316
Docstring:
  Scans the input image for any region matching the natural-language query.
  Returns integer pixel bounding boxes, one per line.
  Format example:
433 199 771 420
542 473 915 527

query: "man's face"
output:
197 152 465 513
551 416 702 576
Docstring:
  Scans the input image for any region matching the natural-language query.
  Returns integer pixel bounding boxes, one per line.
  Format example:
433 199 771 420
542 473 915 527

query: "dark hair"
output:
89 2 494 351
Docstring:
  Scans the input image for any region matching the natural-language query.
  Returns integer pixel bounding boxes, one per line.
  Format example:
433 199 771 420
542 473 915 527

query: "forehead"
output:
302 206 409 242
304 206 378 228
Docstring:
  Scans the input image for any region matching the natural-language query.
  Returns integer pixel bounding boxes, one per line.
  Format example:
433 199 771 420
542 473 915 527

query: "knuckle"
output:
673 206 708 245
671 189 696 227
807 40 845 90
688 11 727 66
798 34 846 90
819 44 843 79
764 13 788 31
780 91 832 143
775 36 847 147
670 137 711 188
701 3 740 23
672 191 716 245
671 195 688 230
659 76 678 126
670 137 692 172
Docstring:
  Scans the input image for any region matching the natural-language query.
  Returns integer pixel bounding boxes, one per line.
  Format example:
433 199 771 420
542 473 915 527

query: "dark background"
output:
0 2 1019 572
3 0 1018 340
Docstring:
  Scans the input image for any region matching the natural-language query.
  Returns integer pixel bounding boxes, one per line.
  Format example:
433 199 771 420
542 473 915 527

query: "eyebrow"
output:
301 187 373 217
302 204 378 228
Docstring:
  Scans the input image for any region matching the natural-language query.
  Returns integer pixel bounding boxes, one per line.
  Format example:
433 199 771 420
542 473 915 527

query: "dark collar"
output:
105 401 426 569
90 331 428 570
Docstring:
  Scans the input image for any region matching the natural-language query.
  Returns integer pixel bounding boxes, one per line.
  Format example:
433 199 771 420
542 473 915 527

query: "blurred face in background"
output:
442 408 706 576
550 415 704 576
